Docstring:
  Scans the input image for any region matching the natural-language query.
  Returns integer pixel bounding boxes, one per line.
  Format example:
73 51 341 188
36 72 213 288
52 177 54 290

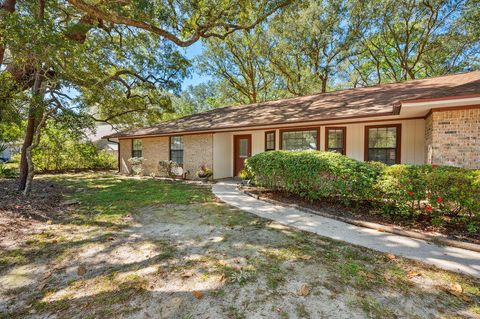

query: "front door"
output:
234 134 252 176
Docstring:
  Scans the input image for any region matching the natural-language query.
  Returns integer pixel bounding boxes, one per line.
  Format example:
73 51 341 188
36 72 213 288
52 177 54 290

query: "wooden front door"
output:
234 134 252 176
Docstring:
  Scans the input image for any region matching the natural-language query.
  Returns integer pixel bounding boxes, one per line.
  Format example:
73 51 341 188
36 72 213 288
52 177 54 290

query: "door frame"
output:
233 134 252 176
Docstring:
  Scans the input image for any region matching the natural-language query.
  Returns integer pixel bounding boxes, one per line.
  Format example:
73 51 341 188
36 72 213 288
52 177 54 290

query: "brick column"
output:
425 107 480 169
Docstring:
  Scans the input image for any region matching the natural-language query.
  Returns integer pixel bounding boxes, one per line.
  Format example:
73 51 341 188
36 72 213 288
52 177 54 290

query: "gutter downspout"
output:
107 138 120 173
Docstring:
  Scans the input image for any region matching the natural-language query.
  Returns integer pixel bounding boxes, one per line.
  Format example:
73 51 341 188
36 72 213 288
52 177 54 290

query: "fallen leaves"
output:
299 255 312 261
386 253 396 260
180 271 194 278
406 271 421 279
77 265 86 276
192 291 203 299
37 271 52 290
297 284 310 296
443 283 473 302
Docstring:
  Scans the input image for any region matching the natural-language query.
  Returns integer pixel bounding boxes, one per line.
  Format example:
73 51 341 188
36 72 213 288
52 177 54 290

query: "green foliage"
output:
32 123 116 172
246 151 480 230
0 162 17 178
378 165 480 229
245 151 381 204
198 26 290 104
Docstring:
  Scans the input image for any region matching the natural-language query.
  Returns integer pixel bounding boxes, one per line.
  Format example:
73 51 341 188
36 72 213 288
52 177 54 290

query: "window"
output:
132 139 142 158
170 136 184 165
265 131 275 151
280 128 319 151
365 125 401 165
326 127 346 155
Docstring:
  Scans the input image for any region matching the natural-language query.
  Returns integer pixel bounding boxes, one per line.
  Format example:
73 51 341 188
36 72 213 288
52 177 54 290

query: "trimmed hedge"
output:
245 151 480 231
245 151 382 204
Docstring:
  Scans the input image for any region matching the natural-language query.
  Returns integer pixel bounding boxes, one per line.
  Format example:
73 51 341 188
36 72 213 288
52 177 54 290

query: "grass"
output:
1 172 479 319
47 172 213 224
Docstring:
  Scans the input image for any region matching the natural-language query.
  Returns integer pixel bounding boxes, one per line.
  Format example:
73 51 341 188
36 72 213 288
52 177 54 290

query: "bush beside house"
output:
245 151 480 232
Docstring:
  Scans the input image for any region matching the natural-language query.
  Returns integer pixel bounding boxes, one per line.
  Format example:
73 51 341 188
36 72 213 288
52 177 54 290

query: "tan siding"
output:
213 133 232 179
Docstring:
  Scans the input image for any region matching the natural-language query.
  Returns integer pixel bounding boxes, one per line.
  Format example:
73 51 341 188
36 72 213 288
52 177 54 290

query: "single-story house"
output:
104 71 480 179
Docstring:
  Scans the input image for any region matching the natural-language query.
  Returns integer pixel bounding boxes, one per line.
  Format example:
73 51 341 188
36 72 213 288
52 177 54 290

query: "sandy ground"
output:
0 178 479 318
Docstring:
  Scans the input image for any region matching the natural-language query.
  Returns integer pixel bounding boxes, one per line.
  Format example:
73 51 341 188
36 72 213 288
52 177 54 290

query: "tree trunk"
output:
23 72 46 196
18 114 36 190
320 74 327 93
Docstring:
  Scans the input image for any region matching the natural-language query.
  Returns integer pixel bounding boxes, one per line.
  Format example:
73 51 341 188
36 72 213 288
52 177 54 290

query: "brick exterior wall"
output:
183 134 213 178
118 134 213 178
425 108 480 169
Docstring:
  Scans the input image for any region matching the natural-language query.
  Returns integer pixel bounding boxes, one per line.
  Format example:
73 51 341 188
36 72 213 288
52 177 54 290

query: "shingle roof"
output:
105 71 480 138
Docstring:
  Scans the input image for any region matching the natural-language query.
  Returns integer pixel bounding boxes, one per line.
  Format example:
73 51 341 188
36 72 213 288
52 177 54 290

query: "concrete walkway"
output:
212 180 480 278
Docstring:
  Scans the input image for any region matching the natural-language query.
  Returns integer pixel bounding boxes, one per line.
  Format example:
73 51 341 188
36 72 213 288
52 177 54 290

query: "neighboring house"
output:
104 71 480 179
86 123 119 154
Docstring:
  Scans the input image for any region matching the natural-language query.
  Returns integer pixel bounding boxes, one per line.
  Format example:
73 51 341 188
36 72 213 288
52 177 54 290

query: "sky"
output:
181 41 212 90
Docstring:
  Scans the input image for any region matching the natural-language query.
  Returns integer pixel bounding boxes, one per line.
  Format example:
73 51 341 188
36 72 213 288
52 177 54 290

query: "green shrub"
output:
0 162 18 178
245 151 382 204
246 151 479 231
378 164 480 229
33 142 117 172
27 122 117 172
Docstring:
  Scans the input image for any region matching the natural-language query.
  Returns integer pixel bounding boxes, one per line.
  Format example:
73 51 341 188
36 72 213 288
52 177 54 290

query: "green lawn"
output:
0 173 479 319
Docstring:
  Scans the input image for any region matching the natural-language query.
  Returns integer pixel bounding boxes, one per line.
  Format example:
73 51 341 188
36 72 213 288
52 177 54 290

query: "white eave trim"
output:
401 96 480 108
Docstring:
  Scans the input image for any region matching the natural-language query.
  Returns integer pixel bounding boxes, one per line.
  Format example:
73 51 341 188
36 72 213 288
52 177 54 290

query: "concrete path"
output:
212 180 480 278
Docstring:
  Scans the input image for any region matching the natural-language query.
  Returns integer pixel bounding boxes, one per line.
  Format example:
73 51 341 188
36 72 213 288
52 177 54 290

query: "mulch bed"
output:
245 187 480 245
0 178 73 247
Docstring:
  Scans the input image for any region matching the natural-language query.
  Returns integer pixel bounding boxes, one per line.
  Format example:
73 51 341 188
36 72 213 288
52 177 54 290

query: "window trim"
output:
364 124 402 164
325 127 347 155
131 138 142 158
264 130 276 151
169 135 184 167
279 127 320 151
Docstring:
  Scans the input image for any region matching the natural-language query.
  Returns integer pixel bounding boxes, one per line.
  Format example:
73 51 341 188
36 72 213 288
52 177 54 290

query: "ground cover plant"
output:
245 151 480 239
0 172 479 318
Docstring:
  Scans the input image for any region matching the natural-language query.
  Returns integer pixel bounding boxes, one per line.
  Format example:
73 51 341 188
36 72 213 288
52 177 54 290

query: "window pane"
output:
266 132 275 150
133 139 142 151
239 139 248 157
132 139 142 157
368 127 397 148
282 130 317 151
170 136 184 165
327 129 344 149
170 150 183 165
170 136 184 150
367 126 398 164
